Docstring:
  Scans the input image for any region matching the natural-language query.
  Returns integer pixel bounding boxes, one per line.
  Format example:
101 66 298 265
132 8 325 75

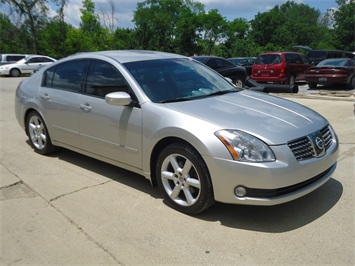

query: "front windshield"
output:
123 58 239 103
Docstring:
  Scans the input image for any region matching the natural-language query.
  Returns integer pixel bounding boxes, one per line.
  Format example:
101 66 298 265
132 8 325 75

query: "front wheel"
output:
156 143 214 214
10 68 21 77
346 76 355 89
308 82 317 89
26 111 56 155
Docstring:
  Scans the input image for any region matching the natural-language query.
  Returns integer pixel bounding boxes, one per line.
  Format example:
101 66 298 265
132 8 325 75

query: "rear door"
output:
39 59 87 147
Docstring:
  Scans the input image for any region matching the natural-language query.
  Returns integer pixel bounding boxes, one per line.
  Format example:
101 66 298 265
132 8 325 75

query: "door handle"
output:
40 93 50 101
80 103 92 112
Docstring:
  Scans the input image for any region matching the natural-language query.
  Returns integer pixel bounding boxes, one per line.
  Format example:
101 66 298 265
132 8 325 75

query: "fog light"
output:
234 186 247 197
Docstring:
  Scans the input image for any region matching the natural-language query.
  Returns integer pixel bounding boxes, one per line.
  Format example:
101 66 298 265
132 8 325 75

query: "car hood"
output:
164 90 328 145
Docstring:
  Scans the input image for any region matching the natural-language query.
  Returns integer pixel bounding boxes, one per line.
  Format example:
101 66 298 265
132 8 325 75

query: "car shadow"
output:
195 177 342 232
305 83 355 92
39 144 343 233
40 146 162 199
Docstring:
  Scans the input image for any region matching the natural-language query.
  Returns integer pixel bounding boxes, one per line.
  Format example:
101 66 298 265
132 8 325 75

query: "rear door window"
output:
43 59 87 92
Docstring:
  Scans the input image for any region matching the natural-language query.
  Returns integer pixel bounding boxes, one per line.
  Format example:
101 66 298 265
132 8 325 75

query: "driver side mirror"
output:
105 92 132 106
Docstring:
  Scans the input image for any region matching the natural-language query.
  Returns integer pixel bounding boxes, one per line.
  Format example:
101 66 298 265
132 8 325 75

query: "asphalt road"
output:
1 77 354 265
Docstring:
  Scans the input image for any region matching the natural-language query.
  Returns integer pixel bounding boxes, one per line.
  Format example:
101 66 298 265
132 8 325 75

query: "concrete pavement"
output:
1 77 354 265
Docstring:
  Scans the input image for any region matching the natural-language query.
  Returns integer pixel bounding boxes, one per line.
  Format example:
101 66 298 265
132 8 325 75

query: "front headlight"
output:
215 129 275 162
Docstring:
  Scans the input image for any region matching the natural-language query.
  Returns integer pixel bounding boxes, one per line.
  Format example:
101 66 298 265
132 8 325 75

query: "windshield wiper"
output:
160 89 239 103
206 89 239 97
160 97 194 103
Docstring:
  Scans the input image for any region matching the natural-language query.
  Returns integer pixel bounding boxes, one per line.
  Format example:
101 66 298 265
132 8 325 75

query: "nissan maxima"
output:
15 50 339 214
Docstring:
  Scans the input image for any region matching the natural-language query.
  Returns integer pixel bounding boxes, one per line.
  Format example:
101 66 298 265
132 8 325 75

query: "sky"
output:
60 0 339 29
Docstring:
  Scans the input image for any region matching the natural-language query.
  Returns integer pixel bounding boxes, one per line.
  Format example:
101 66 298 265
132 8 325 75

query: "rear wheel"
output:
234 76 244 88
26 111 56 155
288 75 295 85
156 142 214 214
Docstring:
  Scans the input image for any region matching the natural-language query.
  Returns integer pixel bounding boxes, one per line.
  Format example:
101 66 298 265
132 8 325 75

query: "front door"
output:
78 59 143 168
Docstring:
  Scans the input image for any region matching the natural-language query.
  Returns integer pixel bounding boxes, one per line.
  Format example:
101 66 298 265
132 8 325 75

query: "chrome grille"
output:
288 137 314 160
320 126 332 150
288 125 333 161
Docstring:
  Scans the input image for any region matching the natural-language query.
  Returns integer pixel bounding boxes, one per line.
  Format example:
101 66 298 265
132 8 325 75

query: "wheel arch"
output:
10 67 21 77
149 137 209 187
24 108 45 136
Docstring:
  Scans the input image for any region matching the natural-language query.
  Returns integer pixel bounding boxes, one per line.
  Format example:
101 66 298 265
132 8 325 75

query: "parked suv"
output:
0 54 27 66
251 52 311 85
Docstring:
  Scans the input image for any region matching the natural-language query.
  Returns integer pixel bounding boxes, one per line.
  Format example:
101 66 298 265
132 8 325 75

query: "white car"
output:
0 55 56 77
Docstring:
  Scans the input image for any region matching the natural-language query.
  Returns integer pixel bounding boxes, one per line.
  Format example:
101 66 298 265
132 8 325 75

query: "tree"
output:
80 0 100 33
197 9 227 55
0 13 20 52
37 19 71 58
133 0 204 54
1 0 49 53
333 0 355 51
99 0 118 34
250 1 331 51
224 18 252 57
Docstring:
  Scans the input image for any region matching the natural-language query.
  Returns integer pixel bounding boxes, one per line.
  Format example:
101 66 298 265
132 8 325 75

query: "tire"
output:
308 82 317 89
234 76 244 88
156 142 215 214
346 76 355 89
10 68 21 77
288 75 295 85
26 111 56 155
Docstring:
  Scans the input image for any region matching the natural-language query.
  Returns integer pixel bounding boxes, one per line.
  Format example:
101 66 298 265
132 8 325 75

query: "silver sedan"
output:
15 50 339 214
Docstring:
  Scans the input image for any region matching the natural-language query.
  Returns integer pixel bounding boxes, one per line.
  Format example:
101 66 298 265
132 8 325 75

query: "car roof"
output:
258 52 302 55
64 50 186 64
192 56 222 60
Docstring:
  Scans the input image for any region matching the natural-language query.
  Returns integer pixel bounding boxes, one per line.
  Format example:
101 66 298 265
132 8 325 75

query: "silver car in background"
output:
15 50 339 214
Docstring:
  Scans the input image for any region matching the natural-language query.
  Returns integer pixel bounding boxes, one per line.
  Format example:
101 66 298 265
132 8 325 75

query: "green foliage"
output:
133 0 204 54
0 0 353 59
0 13 19 52
333 0 355 51
250 1 332 52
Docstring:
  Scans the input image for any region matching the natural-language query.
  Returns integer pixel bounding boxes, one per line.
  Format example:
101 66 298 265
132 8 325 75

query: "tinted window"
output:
124 58 237 103
205 58 218 69
43 59 87 92
219 58 234 68
85 60 129 97
256 55 282 64
7 55 25 62
206 58 234 69
301 54 310 64
318 59 353 67
285 54 302 64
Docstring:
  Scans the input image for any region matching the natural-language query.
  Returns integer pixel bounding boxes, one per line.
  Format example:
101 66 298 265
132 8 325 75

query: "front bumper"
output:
0 69 10 75
204 138 339 206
